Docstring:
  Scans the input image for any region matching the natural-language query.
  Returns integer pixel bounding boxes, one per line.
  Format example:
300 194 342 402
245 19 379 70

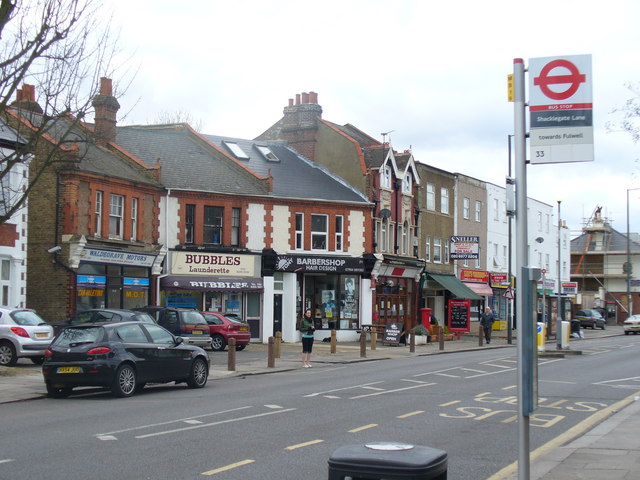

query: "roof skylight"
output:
223 141 250 159
256 145 279 162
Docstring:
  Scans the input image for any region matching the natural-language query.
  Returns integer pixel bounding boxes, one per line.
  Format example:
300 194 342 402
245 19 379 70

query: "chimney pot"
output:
309 91 318 104
301 92 309 104
288 98 293 106
295 94 301 105
99 77 113 96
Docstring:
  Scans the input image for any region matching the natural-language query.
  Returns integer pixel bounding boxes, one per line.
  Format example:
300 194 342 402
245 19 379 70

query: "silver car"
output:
0 307 54 366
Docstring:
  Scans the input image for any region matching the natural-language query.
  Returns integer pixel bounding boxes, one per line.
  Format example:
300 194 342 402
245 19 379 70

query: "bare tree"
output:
0 0 126 224
153 109 204 132
608 82 640 144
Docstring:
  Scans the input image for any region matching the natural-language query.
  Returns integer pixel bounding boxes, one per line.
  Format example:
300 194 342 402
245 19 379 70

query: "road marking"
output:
96 435 118 441
305 381 384 397
184 420 203 424
135 408 295 439
502 385 517 390
435 373 460 378
362 386 385 391
323 395 341 399
397 410 424 418
400 379 431 384
350 382 436 399
202 459 255 476
439 400 460 407
285 439 324 450
95 405 253 437
265 404 283 409
349 424 378 432
0 459 14 464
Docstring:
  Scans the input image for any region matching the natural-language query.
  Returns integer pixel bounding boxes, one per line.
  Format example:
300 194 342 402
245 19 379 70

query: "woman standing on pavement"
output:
299 308 315 368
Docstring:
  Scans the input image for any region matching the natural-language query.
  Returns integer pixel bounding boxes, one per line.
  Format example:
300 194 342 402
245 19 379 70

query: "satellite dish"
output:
380 208 391 219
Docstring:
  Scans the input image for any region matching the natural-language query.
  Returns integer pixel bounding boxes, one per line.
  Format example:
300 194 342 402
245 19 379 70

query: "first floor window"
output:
131 198 138 241
434 237 442 263
231 208 241 246
335 215 343 251
0 259 10 305
311 214 328 250
425 236 431 262
95 190 103 237
109 194 124 239
204 206 223 245
463 197 470 219
295 213 304 249
185 204 195 243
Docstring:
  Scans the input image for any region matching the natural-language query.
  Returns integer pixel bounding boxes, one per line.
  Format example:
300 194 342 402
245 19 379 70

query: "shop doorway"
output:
273 294 283 334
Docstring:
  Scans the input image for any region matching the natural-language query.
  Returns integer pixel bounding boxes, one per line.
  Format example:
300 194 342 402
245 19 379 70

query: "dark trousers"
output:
482 325 492 343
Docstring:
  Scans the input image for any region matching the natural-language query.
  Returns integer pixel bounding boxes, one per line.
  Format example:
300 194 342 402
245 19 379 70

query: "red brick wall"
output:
0 223 18 246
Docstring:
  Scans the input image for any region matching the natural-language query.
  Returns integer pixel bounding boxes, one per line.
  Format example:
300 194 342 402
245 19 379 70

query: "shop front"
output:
264 251 375 343
371 255 425 333
423 272 482 326
490 272 513 330
160 251 263 337
74 245 163 312
460 268 494 321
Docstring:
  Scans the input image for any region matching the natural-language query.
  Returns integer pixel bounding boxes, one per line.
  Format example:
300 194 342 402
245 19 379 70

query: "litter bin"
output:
328 442 447 479
536 322 546 352
561 320 570 349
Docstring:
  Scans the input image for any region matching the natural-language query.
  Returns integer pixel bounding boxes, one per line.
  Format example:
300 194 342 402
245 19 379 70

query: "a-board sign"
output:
448 299 471 333
383 322 404 345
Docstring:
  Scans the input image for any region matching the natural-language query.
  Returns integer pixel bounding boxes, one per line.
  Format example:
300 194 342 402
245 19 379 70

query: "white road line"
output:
435 373 460 378
305 381 384 397
95 405 253 437
401 379 432 384
135 408 295 439
350 382 436 399
0 459 15 464
361 386 385 391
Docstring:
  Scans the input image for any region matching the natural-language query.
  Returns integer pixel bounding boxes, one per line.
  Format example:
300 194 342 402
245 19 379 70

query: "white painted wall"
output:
246 203 266 251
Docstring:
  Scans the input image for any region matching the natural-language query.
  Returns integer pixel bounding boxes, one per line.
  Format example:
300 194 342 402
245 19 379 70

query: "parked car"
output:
53 308 156 334
201 311 250 351
0 307 54 366
575 309 606 330
133 306 211 348
42 321 209 398
623 314 640 335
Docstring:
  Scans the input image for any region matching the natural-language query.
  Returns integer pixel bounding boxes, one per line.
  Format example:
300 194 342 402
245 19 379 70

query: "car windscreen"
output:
10 310 46 326
133 312 157 324
182 310 208 326
53 327 104 347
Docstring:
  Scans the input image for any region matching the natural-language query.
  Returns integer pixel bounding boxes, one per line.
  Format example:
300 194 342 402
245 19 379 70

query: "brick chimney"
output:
92 77 120 146
11 84 43 114
281 91 322 161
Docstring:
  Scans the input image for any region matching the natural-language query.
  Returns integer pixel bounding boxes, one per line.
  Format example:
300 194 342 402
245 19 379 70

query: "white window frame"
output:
109 193 124 240
311 214 328 251
335 215 344 252
231 207 241 246
444 243 450 264
463 197 470 219
440 188 449 214
493 198 499 221
426 183 435 210
475 201 481 222
381 218 388 252
131 198 138 241
402 174 412 194
433 237 442 263
381 165 391 189
295 213 304 250
0 259 10 306
95 191 103 237
425 236 431 262
402 221 408 254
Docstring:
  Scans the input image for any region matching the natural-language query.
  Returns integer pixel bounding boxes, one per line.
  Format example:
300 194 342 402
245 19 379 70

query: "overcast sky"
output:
106 0 640 236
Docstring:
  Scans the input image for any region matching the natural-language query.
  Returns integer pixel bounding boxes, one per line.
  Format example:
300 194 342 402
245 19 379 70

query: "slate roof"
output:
115 124 369 204
203 134 370 203
571 227 640 252
0 119 25 148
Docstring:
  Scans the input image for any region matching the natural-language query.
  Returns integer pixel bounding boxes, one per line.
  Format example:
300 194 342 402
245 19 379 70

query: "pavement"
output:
2 325 638 479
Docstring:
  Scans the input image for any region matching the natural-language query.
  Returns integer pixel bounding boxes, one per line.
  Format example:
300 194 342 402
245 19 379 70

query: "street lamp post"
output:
626 189 640 320
557 200 562 350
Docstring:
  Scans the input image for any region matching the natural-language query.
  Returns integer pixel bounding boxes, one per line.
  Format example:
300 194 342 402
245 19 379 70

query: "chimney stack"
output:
11 84 43 114
92 77 120 146
281 91 322 161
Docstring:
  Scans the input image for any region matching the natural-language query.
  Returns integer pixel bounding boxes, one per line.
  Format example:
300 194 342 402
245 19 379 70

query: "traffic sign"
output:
541 268 547 275
503 288 514 300
528 54 593 164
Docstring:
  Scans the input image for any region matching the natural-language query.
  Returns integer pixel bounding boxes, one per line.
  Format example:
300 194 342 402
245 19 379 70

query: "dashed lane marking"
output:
285 439 324 450
305 381 385 397
350 382 436 399
202 459 255 476
0 459 15 464
349 424 378 433
397 410 424 418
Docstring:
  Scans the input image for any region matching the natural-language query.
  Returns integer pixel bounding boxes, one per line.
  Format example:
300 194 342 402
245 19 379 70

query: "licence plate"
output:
239 326 248 331
57 366 81 374
35 332 49 338
192 330 204 335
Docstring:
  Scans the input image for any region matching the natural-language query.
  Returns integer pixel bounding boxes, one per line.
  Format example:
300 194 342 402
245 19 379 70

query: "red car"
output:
201 312 250 351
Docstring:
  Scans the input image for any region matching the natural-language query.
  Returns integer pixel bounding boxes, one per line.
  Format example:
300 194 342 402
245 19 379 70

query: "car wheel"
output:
112 364 136 398
46 384 73 398
30 356 44 365
0 341 17 366
236 344 246 351
601 323 606 330
625 331 630 335
187 357 208 388
211 334 227 351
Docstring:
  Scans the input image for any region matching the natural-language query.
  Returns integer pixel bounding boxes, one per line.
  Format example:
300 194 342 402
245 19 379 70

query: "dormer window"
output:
402 174 412 193
223 141 250 159
256 145 279 162
381 165 391 189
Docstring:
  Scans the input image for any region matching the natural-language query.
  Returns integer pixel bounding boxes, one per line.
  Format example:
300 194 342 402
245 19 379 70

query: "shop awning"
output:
428 274 482 300
161 275 263 292
462 282 494 297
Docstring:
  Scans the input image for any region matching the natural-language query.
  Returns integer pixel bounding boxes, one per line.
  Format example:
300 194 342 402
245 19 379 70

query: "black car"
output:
575 309 606 330
42 322 210 398
133 306 211 348
53 308 157 334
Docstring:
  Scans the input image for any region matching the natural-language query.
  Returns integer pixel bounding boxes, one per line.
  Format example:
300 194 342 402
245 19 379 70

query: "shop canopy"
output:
462 282 494 297
428 273 482 300
161 275 263 292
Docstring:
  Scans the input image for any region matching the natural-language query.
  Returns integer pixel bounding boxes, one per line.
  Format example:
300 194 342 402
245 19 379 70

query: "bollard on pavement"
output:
331 329 337 354
359 330 367 358
439 326 444 351
267 336 275 368
409 328 415 353
227 337 236 371
478 323 483 347
275 331 281 358
371 327 377 350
